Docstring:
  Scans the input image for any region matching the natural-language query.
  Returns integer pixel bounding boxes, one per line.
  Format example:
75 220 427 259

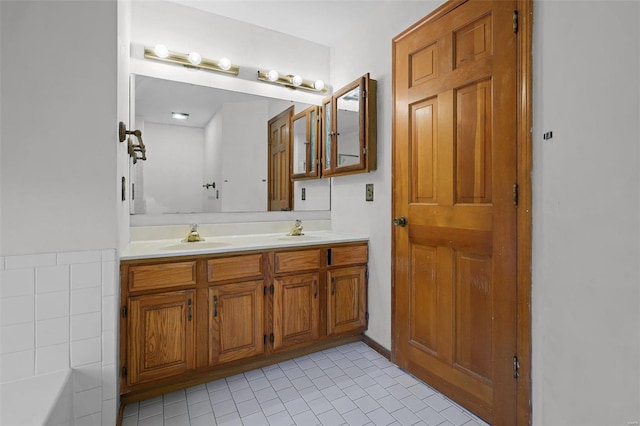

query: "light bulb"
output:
291 75 303 86
153 44 169 59
267 70 279 82
218 57 231 71
188 51 202 65
313 80 325 91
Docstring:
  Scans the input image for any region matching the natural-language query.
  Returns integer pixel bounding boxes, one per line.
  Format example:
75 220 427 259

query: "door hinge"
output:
270 333 275 343
365 268 369 281
513 183 519 206
187 298 192 322
513 10 519 34
264 286 267 296
269 284 274 295
121 366 127 378
264 335 267 345
121 305 127 318
362 89 367 99
513 355 520 378
365 312 369 321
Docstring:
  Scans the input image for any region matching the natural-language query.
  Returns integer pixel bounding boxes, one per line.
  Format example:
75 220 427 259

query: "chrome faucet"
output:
183 223 205 242
288 219 304 236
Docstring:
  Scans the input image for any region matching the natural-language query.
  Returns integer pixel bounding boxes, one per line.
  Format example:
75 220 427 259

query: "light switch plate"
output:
366 184 374 201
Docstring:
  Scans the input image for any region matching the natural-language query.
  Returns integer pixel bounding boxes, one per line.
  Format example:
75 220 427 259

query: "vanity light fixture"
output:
257 70 328 93
171 112 190 120
144 46 240 76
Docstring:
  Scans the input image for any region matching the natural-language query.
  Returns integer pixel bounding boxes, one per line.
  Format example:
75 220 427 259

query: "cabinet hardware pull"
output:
331 277 336 295
187 298 192 321
213 295 218 318
313 280 318 298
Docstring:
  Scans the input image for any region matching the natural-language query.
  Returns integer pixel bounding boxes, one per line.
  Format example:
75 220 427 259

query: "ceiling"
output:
167 0 436 47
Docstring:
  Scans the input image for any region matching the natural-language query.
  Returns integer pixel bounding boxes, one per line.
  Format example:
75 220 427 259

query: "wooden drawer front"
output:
274 249 320 274
128 262 196 292
330 244 368 266
208 254 263 283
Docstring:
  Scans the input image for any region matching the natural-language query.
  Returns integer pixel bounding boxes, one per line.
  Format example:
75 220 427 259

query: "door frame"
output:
389 0 533 424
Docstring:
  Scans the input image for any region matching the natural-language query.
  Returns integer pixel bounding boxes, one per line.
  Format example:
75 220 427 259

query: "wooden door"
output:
268 107 293 211
209 281 264 365
127 290 195 386
393 1 518 424
272 273 319 350
327 266 367 335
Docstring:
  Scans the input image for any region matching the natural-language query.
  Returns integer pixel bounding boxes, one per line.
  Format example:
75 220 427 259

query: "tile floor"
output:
122 341 489 426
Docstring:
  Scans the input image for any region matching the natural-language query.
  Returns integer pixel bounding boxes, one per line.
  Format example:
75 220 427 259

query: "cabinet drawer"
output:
330 244 368 267
208 254 263 283
128 262 197 292
274 249 320 274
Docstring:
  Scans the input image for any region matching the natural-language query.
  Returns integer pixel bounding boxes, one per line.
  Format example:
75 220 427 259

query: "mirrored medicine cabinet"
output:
291 73 377 181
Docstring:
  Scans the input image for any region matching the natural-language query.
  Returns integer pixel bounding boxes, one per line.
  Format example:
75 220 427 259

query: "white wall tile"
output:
1 295 34 326
74 362 103 392
1 322 34 354
75 412 102 426
102 398 117 426
102 364 117 401
36 317 69 347
74 386 102 419
36 342 69 374
71 311 102 341
71 287 101 315
102 295 116 331
1 269 35 298
36 291 69 320
4 253 56 270
0 349 34 382
102 329 116 366
102 260 116 296
57 250 102 265
35 264 69 294
102 249 116 262
71 262 101 289
71 337 102 367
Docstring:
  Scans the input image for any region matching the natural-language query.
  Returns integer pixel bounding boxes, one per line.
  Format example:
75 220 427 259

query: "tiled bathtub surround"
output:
0 249 118 425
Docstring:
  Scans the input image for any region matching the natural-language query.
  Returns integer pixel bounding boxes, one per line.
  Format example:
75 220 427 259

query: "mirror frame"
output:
292 105 321 180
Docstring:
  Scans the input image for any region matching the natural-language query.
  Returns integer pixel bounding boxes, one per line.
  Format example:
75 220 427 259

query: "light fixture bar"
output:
144 47 240 76
257 70 328 93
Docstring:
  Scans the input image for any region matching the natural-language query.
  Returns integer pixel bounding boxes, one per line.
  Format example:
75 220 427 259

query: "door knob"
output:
393 216 408 227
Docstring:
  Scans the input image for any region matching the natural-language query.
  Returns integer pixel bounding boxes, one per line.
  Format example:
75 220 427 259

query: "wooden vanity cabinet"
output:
207 254 265 365
120 242 367 400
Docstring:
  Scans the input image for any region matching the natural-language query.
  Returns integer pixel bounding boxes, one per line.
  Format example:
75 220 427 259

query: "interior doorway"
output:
268 106 294 211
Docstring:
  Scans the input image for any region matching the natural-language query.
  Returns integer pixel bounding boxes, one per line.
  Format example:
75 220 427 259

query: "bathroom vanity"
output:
119 229 368 402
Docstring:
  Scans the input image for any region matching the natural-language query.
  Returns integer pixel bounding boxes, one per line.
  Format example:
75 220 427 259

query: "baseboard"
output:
361 334 391 360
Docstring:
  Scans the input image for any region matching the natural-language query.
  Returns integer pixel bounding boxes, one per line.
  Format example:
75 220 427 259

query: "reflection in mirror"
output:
130 75 331 214
293 113 307 176
336 86 361 167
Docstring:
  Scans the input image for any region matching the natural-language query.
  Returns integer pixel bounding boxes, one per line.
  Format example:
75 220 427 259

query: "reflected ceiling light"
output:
171 112 190 120
187 51 202 65
218 57 231 71
153 44 169 59
257 70 328 93
144 46 240 76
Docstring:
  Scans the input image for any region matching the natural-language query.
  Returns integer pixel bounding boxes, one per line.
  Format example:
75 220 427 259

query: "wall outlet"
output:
301 188 306 201
366 183 374 201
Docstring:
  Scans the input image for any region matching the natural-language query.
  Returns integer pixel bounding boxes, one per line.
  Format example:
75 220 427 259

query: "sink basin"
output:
276 235 321 241
161 241 232 251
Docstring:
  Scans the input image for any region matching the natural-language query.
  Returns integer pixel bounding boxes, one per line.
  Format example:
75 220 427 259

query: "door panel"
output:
268 107 293 211
272 273 319 350
327 266 367 335
393 1 517 424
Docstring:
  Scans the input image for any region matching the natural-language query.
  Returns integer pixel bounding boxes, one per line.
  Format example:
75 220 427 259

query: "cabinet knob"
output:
393 216 408 227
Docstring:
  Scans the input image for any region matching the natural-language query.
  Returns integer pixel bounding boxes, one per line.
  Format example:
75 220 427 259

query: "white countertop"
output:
121 230 369 261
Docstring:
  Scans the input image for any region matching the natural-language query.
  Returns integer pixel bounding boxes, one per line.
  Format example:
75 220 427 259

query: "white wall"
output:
203 112 223 212
532 1 640 424
0 0 118 256
143 122 205 213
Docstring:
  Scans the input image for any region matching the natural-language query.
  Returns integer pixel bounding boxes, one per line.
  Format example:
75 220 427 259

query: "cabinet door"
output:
127 290 195 386
209 281 264 365
273 273 319 350
327 266 367 335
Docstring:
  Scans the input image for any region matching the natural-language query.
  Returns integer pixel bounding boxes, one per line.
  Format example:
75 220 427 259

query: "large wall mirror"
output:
130 75 331 215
